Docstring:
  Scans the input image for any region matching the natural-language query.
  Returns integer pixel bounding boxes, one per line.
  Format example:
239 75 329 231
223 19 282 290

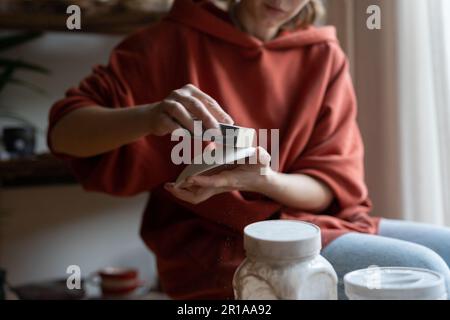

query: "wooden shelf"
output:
0 153 76 188
0 11 165 34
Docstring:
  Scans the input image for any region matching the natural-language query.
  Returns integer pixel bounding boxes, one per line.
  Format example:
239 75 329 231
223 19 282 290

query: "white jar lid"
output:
344 267 447 300
243 220 321 261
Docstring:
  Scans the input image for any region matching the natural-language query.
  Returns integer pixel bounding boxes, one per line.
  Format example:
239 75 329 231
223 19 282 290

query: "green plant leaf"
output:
0 111 37 129
0 32 49 97
0 58 49 74
0 32 42 52
8 78 47 95
0 64 17 92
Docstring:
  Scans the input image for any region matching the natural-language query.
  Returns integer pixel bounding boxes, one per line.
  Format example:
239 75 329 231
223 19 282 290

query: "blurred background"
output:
0 0 449 299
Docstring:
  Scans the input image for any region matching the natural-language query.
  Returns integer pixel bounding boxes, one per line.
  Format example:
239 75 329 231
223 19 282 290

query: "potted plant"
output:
0 32 49 159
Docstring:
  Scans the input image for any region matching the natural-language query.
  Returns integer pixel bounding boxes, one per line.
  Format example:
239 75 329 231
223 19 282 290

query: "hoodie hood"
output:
166 0 338 50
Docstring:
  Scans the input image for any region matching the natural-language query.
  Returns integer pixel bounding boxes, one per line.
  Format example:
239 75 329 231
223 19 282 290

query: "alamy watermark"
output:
65 4 382 32
170 121 280 175
365 265 382 289
66 5 81 30
66 264 81 290
367 5 382 30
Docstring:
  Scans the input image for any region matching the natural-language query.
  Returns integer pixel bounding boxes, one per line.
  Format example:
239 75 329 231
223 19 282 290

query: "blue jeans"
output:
321 219 450 299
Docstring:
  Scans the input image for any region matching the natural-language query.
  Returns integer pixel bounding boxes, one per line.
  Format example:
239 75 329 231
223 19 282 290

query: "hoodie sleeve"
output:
287 50 372 216
47 46 180 197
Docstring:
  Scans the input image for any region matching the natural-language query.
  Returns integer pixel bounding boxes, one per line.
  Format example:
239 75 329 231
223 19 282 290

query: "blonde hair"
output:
226 0 325 29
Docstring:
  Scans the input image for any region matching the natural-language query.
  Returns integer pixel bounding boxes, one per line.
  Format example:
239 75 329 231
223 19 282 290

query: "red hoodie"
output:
48 0 380 299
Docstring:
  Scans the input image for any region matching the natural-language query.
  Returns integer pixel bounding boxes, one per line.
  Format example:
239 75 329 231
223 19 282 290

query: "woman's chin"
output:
257 12 289 29
260 18 284 30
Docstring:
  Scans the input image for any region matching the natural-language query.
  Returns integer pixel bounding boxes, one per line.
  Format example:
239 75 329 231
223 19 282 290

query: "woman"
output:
48 0 450 299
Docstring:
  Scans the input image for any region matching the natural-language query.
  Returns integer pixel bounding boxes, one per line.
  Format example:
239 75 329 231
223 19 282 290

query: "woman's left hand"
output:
164 147 272 204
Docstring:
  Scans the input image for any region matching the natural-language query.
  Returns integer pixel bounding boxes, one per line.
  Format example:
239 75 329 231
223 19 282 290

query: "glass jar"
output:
233 220 337 300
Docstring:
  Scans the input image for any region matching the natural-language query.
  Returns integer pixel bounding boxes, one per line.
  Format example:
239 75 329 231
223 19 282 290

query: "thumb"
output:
256 147 271 166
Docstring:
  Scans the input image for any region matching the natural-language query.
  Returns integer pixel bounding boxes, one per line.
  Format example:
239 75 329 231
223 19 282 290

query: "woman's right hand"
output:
146 84 234 136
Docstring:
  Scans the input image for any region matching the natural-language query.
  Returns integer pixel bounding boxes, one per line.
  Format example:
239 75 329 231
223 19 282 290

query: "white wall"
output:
0 32 155 287
0 31 122 153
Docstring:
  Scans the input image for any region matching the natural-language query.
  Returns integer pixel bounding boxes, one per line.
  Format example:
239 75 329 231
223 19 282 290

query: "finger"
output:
164 182 176 189
165 182 203 203
187 175 235 189
183 84 234 125
172 92 219 130
177 179 194 190
165 183 195 201
256 146 271 166
162 100 195 133
247 147 271 166
191 185 230 199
